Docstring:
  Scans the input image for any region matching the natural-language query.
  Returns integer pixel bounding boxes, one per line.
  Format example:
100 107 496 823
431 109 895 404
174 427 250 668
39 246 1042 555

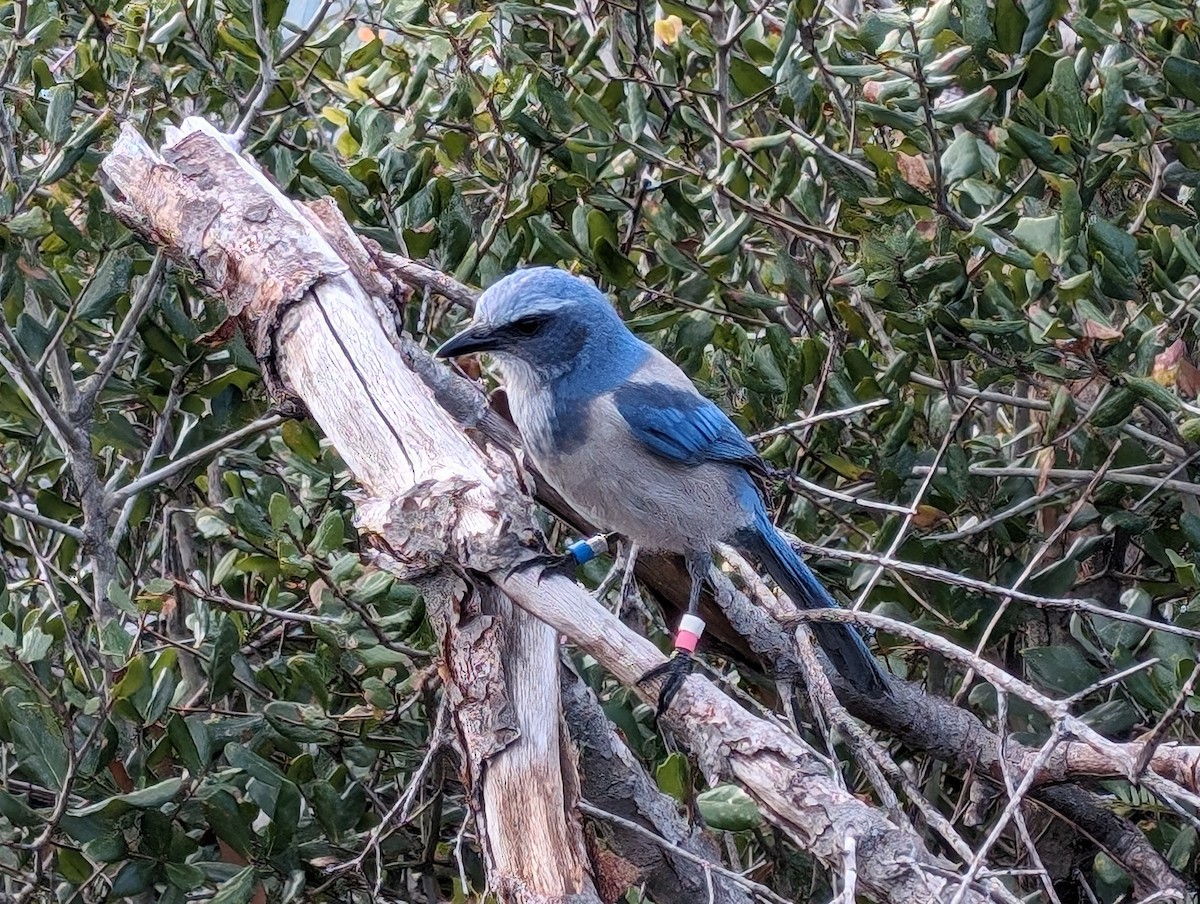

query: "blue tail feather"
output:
745 513 890 697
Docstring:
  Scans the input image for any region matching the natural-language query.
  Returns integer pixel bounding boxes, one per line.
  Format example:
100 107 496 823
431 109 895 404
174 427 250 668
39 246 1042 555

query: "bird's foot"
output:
637 650 695 719
507 534 611 584
505 551 578 583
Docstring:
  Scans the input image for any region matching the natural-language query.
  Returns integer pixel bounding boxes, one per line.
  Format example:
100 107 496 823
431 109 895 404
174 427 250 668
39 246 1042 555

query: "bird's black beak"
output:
434 323 500 359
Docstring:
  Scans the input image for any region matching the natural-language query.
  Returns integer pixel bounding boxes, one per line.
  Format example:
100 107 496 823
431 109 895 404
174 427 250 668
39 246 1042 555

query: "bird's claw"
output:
505 551 578 583
637 650 695 719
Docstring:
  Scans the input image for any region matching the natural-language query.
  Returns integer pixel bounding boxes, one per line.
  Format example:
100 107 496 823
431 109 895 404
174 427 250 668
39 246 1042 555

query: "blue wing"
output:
613 382 767 474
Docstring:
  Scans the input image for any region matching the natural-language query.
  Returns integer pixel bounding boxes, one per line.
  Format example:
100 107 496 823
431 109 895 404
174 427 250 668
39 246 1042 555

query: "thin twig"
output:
107 413 284 505
0 499 85 540
748 398 889 442
912 463 1200 498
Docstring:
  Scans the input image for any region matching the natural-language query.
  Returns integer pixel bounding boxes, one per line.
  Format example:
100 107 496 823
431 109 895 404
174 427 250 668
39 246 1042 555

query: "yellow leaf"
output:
654 15 684 46
346 75 370 102
335 129 360 157
321 106 349 127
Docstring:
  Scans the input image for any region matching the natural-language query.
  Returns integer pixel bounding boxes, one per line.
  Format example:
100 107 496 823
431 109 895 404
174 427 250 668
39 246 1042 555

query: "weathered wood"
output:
100 117 989 904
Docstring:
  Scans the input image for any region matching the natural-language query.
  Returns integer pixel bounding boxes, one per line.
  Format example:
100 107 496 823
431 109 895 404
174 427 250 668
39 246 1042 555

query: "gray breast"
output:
533 393 755 555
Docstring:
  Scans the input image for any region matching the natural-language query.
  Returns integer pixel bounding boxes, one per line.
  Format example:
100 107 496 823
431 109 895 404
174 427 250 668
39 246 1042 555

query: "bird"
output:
435 267 890 713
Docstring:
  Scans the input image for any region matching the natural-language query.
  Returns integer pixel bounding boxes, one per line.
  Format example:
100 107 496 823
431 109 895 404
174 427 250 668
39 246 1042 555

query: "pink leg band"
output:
674 614 706 653
675 629 702 653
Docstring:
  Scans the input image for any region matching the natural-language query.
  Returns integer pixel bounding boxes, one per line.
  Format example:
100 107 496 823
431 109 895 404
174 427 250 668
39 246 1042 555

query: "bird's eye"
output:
510 315 546 338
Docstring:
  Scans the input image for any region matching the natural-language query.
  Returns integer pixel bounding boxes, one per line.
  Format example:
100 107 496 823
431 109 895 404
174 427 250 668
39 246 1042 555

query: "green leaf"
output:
1167 825 1197 871
45 84 75 143
308 151 368 199
311 511 345 556
18 626 53 664
1089 218 1137 276
1167 549 1200 589
933 87 995 124
0 789 41 827
211 866 258 904
6 207 53 238
281 419 321 460
15 312 52 361
1021 646 1102 695
77 253 133 320
57 847 92 884
1048 57 1089 141
166 714 205 774
1089 388 1138 428
697 784 763 831
941 132 984 183
961 0 991 44
346 37 382 70
203 790 255 857
655 753 689 801
307 781 346 841
264 701 337 744
82 829 128 862
209 615 239 701
165 862 207 890
231 498 274 543
592 237 636 286
624 82 647 138
112 652 150 701
994 0 1028 53
68 777 183 817
729 58 772 97
528 217 579 263
1020 0 1057 52
3 691 68 790
1126 375 1181 414
1007 122 1073 174
1165 57 1200 106
109 860 157 896
699 212 754 259
1161 111 1200 142
1012 215 1060 262
225 742 285 786
267 780 302 854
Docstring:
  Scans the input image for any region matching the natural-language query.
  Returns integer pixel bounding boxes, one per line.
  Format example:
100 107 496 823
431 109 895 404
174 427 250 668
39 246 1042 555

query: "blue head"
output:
434 267 638 382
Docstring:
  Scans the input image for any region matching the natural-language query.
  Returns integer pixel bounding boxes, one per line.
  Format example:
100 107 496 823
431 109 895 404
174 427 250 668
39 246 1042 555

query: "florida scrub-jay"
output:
436 267 889 711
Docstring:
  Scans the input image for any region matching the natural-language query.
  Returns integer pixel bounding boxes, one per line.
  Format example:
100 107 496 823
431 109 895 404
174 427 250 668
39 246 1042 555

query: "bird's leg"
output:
637 551 709 718
592 538 630 606
617 542 642 616
591 541 645 616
